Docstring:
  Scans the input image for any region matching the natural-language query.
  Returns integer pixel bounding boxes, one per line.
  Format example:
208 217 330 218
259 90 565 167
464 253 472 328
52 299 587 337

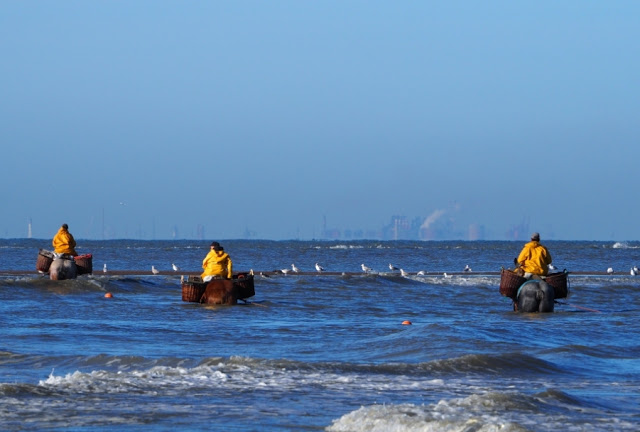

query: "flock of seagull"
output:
100 262 640 277
259 262 475 278
102 263 182 274
151 263 180 274
252 262 640 279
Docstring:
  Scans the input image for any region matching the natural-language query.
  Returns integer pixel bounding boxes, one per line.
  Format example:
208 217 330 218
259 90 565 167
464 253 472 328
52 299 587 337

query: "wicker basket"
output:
545 271 569 299
74 254 93 275
233 273 255 299
181 276 207 302
499 268 527 298
36 249 54 273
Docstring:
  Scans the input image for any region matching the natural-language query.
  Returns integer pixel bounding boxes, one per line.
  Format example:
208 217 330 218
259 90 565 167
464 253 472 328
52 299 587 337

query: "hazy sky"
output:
2 1 639 240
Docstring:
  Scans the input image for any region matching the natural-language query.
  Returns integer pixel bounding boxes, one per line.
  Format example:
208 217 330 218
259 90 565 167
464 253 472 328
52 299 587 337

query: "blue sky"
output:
2 1 639 240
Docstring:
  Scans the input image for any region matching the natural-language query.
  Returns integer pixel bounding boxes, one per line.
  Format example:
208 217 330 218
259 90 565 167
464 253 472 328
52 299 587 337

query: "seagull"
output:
634 266 639 273
548 264 556 271
250 269 255 276
443 272 453 279
172 263 180 272
103 263 108 273
400 269 409 277
259 272 270 278
291 264 299 273
417 270 426 276
361 264 373 273
389 263 398 271
151 265 160 275
463 265 472 272
607 267 614 274
631 267 637 276
315 263 324 273
281 268 290 275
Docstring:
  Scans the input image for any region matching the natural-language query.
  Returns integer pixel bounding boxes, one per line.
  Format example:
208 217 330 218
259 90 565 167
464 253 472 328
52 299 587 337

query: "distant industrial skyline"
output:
14 213 537 241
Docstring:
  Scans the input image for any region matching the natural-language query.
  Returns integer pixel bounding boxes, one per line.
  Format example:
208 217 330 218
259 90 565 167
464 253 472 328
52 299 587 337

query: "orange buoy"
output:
105 292 113 298
402 320 412 325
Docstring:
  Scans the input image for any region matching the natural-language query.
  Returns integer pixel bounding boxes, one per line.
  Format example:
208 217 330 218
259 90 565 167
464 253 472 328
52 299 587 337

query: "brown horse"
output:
200 279 237 305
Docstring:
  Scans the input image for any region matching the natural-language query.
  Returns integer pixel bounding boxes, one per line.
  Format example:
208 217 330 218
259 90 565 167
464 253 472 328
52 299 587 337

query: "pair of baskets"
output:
500 268 568 299
36 249 93 275
181 273 255 302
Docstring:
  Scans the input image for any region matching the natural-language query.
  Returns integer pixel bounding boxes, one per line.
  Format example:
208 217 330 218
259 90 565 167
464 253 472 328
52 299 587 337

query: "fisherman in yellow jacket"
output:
201 241 233 281
516 232 552 278
52 223 78 256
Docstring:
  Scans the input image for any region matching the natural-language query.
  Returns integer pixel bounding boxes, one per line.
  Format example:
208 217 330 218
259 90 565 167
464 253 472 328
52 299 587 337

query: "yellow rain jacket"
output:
52 227 78 256
517 241 552 276
201 250 233 279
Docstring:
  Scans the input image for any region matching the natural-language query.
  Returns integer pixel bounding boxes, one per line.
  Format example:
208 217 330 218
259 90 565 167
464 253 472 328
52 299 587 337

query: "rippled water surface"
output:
1 239 639 431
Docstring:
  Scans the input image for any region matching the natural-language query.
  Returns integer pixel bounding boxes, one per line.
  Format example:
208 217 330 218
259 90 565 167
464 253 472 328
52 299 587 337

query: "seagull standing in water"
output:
291 264 299 273
103 263 108 273
172 263 180 272
281 268 290 275
631 267 637 276
151 265 160 275
417 270 426 276
463 265 472 272
400 269 409 277
315 263 324 273
607 267 614 274
361 264 373 273
389 263 398 271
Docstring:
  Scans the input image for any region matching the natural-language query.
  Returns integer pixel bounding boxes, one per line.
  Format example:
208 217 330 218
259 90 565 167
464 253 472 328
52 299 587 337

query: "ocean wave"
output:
326 390 637 432
0 276 108 292
29 351 563 399
35 359 444 396
612 242 640 249
326 401 525 432
0 382 54 397
0 275 178 294
411 274 498 287
328 244 365 250
327 272 501 287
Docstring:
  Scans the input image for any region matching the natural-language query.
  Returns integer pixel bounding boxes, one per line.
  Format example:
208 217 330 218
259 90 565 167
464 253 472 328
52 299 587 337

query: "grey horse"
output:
49 257 78 280
516 280 555 312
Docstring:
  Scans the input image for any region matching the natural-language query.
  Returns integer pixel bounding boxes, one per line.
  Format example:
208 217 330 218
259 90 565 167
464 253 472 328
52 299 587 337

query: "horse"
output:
200 279 237 305
515 279 555 312
49 256 78 280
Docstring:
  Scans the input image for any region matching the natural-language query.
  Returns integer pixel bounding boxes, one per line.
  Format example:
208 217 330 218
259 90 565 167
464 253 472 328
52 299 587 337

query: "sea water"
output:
1 239 639 431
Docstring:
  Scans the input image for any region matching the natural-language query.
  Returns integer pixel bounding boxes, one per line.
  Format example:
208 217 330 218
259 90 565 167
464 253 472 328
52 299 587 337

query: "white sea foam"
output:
408 274 499 287
326 391 632 432
326 401 522 432
37 361 450 396
612 242 640 249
